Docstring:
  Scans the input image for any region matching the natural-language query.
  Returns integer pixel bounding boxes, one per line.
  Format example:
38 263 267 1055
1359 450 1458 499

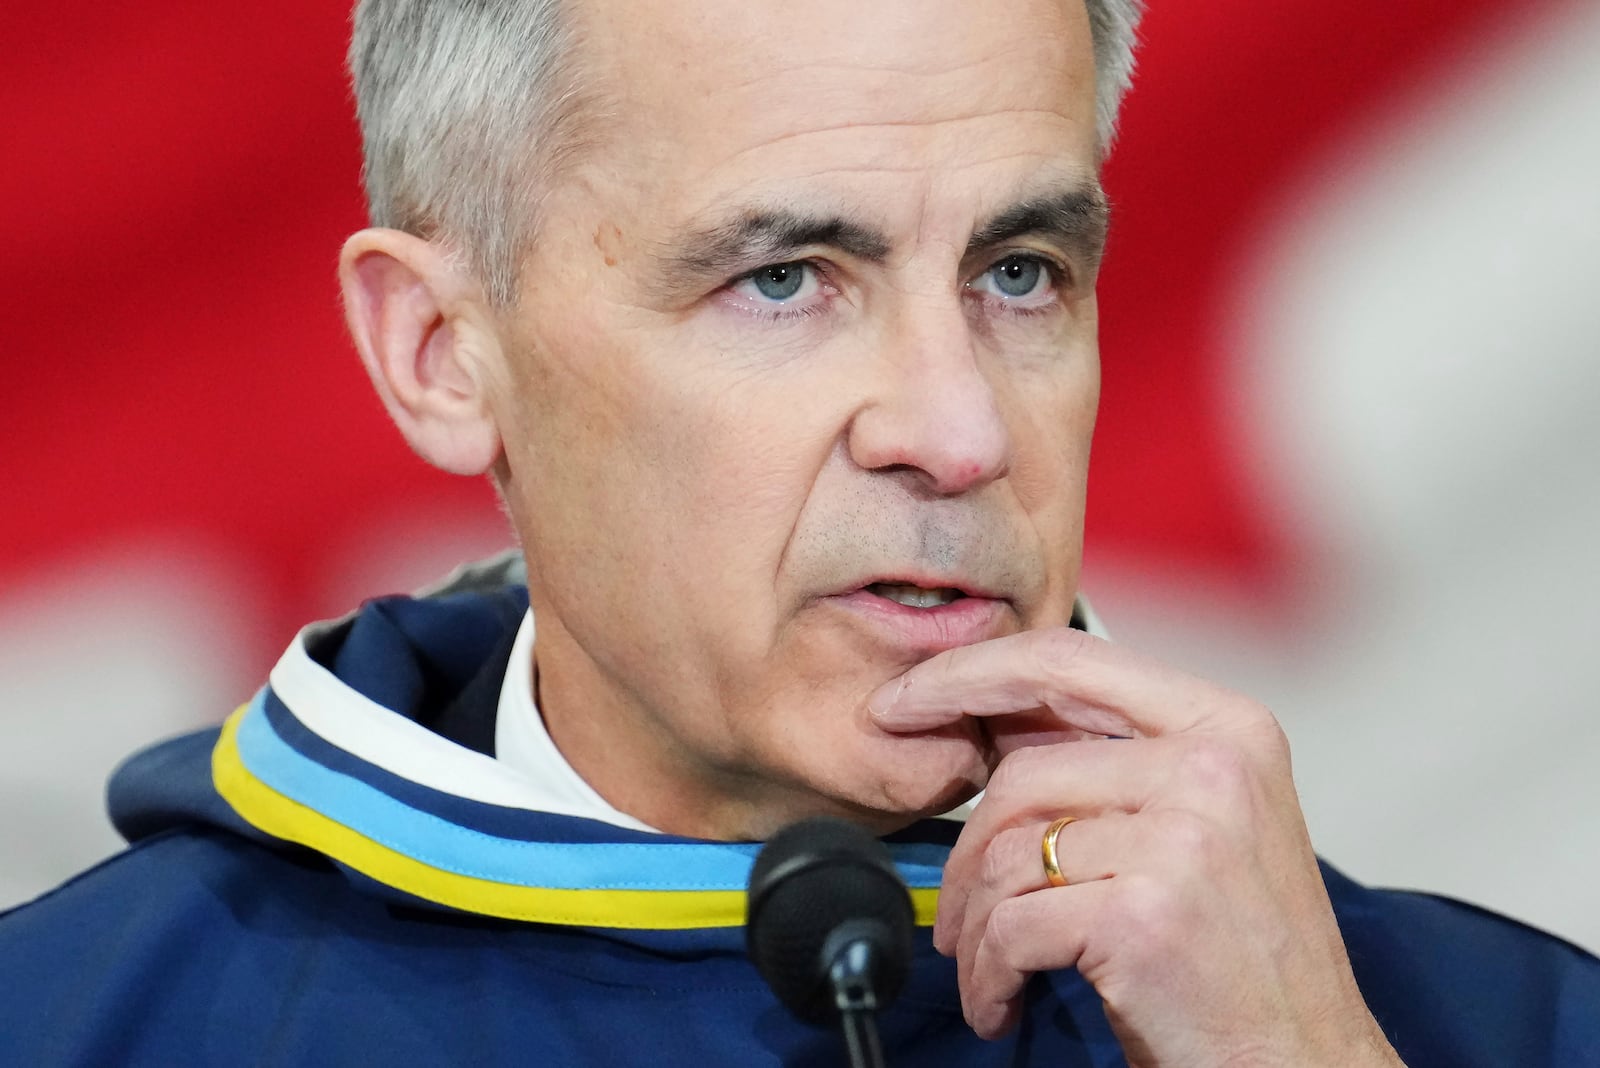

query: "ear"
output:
338 228 504 476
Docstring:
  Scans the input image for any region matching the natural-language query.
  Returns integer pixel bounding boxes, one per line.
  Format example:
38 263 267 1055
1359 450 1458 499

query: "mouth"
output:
861 581 969 609
824 576 1010 656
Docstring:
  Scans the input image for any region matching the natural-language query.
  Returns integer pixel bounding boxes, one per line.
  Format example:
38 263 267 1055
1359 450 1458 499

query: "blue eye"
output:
725 260 830 319
748 262 808 301
988 256 1045 298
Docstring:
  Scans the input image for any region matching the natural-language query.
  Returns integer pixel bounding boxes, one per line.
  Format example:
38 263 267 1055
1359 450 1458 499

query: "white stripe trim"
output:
267 620 620 816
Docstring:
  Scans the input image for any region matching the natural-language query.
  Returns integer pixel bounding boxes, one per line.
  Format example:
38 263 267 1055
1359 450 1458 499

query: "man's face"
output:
489 0 1104 836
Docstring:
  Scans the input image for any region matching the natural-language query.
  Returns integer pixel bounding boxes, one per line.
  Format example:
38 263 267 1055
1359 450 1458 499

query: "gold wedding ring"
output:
1041 815 1078 888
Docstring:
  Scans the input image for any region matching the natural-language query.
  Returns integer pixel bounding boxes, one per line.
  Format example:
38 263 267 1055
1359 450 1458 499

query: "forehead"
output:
571 0 1099 237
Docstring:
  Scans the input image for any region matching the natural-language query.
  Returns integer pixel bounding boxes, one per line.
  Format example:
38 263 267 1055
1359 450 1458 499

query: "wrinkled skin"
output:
493 0 1101 837
870 629 1403 1065
343 0 1404 1062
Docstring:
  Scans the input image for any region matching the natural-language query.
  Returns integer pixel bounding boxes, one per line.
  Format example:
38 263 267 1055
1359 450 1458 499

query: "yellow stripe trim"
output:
212 706 940 930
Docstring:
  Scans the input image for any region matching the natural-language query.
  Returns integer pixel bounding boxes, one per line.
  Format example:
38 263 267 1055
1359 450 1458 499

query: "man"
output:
2 0 1595 1064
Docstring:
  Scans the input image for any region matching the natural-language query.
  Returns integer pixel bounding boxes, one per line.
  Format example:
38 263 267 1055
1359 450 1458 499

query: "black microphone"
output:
746 817 915 1068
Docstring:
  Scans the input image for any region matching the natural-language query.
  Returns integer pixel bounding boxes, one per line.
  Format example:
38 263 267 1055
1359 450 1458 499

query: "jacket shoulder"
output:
0 827 351 1063
1323 863 1600 1066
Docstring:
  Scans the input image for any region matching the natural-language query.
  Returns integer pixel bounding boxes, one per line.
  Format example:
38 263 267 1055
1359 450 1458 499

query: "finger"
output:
940 733 1273 946
939 815 1120 954
939 823 1049 956
937 737 1172 936
943 811 1137 964
963 881 1115 1039
868 627 1250 738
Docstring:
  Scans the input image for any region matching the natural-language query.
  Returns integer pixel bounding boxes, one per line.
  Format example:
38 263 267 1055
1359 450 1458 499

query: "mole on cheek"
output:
592 223 624 268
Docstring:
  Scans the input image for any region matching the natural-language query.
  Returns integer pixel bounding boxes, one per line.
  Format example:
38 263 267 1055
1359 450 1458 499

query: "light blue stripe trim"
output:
234 693 949 891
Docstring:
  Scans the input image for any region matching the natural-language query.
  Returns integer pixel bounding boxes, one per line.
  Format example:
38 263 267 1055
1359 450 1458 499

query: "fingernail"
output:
866 676 907 720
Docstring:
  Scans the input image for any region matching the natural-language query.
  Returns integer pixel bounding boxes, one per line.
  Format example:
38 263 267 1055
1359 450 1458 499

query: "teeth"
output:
868 583 964 608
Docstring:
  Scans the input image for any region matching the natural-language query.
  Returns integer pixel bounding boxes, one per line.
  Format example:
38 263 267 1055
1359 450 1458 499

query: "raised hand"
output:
868 628 1403 1067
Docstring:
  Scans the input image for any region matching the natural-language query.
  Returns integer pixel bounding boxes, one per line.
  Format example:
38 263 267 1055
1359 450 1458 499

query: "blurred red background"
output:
1 0 1533 657
4 0 1597 950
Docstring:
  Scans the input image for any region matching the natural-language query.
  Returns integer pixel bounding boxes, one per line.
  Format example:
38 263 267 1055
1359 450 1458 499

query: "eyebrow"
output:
666 211 893 281
654 183 1110 299
965 186 1110 266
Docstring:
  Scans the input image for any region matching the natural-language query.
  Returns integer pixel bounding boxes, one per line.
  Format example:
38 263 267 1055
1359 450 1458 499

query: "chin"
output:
830 721 994 830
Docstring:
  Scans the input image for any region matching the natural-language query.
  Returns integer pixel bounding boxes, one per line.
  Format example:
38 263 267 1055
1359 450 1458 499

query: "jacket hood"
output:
106 552 1052 929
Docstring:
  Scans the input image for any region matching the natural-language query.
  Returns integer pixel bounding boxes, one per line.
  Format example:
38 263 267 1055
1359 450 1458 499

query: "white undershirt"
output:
493 609 661 833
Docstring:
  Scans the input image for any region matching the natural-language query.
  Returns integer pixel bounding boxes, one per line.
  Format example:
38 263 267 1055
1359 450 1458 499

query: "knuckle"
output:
1179 737 1250 795
977 830 1022 891
984 753 1020 800
1029 626 1091 683
983 823 1049 894
1255 716 1293 766
1204 682 1279 730
984 897 1029 964
985 745 1042 801
1233 696 1290 750
1112 874 1181 951
1158 808 1213 865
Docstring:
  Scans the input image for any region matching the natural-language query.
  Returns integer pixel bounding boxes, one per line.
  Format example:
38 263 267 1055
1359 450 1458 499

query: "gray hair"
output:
349 0 1144 306
1085 0 1146 150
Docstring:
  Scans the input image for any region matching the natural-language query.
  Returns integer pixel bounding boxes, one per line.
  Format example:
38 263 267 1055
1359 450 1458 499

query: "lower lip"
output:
825 589 1008 655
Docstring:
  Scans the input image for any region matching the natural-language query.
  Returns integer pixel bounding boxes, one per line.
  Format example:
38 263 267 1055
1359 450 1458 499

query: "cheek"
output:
1006 350 1098 503
1000 345 1098 617
568 361 848 627
612 383 826 575
655 403 845 659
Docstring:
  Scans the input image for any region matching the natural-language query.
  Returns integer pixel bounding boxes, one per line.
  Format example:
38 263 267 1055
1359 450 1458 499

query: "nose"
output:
847 303 1012 496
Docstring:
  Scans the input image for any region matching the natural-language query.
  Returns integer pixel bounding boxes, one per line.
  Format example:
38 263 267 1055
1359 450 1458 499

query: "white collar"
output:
493 610 661 833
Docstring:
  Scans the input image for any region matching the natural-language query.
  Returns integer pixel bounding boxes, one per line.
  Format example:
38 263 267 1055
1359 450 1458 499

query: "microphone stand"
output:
829 938 886 1068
